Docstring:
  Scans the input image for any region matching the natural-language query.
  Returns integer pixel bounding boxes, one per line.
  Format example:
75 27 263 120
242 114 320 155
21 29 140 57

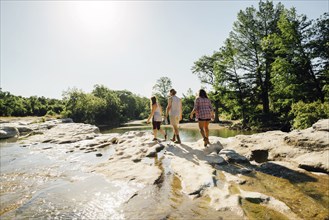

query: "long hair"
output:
150 96 157 108
199 89 208 99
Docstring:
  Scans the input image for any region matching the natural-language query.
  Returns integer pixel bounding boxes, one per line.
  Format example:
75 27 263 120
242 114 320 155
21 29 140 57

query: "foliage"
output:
0 90 65 117
1 85 149 127
63 85 149 126
290 101 329 129
152 76 172 109
192 0 329 130
181 88 196 121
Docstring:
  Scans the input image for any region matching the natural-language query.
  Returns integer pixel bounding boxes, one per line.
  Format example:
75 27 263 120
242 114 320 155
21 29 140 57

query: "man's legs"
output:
170 116 181 143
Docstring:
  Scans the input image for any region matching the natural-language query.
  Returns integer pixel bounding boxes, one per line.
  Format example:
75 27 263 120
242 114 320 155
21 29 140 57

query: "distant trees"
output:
62 85 149 126
181 88 196 121
0 85 149 127
192 1 329 129
152 76 172 108
0 90 64 117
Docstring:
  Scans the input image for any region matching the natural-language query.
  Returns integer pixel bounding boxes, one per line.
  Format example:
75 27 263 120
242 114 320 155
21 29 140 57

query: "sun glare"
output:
71 2 125 33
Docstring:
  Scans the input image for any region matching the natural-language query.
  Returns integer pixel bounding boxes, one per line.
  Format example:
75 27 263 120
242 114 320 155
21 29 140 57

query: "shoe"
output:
164 132 167 140
175 135 181 144
170 135 176 142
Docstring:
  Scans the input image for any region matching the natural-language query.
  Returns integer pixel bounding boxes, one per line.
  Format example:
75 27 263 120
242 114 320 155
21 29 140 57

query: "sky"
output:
1 0 328 99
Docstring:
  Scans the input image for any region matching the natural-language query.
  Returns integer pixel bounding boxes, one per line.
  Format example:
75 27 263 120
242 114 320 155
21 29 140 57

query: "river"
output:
0 125 249 219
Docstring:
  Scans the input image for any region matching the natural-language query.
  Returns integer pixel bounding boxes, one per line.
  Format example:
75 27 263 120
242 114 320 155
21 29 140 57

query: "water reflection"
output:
0 142 141 219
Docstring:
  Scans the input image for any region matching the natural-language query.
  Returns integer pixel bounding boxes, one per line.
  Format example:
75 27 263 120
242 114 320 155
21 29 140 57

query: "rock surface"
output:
1 117 328 219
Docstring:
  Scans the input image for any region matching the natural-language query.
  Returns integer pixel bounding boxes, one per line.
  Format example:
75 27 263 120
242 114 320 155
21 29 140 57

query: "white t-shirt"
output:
169 96 181 117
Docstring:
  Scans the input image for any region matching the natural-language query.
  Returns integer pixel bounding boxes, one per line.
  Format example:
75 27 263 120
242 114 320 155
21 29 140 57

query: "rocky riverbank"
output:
1 118 328 219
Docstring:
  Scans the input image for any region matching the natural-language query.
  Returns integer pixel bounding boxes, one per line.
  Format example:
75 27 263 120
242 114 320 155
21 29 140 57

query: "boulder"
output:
312 119 329 131
0 126 19 139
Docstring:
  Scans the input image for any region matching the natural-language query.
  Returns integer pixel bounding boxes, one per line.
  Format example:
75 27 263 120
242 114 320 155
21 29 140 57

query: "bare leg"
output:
198 121 206 138
173 125 179 136
153 129 157 140
204 121 210 144
159 128 166 139
198 121 208 146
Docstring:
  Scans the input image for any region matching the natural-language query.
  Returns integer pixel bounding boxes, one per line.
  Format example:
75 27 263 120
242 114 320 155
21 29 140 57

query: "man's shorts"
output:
169 115 180 126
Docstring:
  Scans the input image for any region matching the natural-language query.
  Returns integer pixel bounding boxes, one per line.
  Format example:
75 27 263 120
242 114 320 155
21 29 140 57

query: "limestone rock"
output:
0 126 19 139
312 119 329 131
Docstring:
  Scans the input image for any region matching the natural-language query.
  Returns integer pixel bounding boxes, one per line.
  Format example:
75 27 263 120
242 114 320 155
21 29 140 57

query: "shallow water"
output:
0 142 141 219
104 125 254 142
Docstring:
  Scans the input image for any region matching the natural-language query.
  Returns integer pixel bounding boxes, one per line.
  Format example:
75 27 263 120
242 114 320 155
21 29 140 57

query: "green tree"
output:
215 39 249 127
152 77 172 109
230 1 284 117
290 101 329 129
309 12 329 101
191 52 222 122
181 88 196 121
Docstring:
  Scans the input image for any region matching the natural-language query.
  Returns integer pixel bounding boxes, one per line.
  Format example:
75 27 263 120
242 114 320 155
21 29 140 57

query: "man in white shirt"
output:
166 89 182 144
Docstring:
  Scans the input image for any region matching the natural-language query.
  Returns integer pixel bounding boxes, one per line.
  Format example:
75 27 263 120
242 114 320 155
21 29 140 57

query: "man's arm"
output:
179 99 183 121
166 97 172 118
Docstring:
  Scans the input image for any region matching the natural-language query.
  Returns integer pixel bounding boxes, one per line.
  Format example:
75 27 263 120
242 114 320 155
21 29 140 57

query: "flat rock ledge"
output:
1 118 328 219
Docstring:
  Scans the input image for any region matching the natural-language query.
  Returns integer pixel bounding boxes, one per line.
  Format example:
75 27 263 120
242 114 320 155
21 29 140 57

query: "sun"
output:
70 1 125 33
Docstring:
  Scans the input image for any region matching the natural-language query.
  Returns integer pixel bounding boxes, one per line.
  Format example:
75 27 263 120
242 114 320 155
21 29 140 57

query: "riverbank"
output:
1 117 328 219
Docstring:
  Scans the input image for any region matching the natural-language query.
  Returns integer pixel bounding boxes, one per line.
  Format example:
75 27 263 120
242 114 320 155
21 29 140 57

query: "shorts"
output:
152 120 161 130
169 115 180 126
198 118 211 121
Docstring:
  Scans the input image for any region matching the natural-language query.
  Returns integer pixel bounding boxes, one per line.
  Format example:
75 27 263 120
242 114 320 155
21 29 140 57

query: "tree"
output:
181 88 196 121
230 1 284 116
152 77 172 108
192 52 221 122
215 39 249 127
309 12 329 101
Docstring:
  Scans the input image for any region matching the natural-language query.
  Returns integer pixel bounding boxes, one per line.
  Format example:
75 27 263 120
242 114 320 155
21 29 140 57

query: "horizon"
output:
1 0 328 99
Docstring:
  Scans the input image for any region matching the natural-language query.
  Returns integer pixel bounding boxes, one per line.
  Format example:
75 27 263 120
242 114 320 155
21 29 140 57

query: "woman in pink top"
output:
190 89 214 147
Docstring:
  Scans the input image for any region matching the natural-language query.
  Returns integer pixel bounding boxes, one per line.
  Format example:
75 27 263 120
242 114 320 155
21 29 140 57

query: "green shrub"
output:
290 101 329 129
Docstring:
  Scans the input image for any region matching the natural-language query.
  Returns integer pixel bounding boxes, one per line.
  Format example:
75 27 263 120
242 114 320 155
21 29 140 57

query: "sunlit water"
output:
0 141 143 219
0 126 251 219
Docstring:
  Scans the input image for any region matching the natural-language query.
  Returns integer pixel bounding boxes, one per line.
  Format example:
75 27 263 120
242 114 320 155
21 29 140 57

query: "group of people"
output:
146 88 214 147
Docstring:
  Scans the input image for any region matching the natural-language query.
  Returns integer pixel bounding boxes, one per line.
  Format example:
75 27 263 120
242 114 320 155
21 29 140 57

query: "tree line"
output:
0 85 150 127
192 1 329 130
